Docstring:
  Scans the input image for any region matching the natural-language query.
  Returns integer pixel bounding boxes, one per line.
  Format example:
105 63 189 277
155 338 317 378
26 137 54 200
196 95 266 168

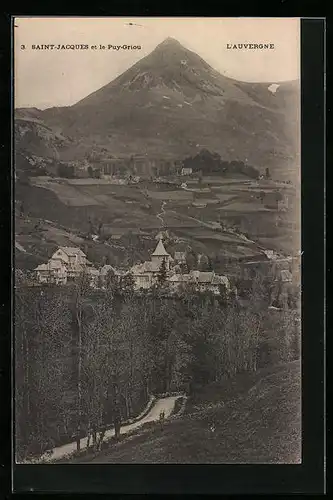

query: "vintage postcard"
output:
14 17 301 465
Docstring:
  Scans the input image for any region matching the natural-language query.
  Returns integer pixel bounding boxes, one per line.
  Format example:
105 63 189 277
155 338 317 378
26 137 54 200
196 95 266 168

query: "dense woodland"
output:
183 149 261 179
15 270 300 461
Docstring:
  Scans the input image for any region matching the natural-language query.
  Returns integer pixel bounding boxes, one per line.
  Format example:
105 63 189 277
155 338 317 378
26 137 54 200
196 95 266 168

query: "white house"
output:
35 246 89 284
35 260 67 285
49 247 88 279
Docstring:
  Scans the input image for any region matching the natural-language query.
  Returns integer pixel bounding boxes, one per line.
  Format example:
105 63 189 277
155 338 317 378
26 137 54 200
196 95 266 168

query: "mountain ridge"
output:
15 37 299 172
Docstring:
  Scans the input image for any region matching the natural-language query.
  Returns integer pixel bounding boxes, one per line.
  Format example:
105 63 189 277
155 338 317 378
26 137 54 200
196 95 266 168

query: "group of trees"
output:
87 166 102 179
57 164 76 178
15 267 300 461
182 149 260 179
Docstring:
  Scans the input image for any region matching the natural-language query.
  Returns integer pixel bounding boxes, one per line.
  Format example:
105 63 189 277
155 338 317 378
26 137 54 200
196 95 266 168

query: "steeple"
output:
152 238 170 257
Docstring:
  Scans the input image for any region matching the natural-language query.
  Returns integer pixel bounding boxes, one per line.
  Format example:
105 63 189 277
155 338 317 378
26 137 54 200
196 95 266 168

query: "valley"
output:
14 29 302 468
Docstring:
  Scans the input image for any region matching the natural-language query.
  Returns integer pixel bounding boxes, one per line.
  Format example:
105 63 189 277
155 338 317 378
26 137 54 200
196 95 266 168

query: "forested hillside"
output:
15 272 300 461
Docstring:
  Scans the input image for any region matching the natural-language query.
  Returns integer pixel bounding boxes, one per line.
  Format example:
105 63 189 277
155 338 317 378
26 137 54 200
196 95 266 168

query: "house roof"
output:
131 260 162 275
35 260 66 271
168 274 192 283
35 263 49 271
189 270 214 283
168 271 229 286
59 246 86 257
151 239 170 257
197 272 215 283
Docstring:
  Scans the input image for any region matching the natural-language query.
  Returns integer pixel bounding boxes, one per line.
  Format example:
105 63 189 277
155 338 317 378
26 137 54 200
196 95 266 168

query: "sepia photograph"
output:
13 17 302 465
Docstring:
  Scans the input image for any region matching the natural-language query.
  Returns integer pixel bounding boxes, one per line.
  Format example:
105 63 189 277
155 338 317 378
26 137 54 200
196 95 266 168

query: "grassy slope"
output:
15 175 297 269
79 360 301 464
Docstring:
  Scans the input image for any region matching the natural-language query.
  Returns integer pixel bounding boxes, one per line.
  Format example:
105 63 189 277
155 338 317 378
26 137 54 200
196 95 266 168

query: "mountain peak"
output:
154 37 186 52
158 37 182 45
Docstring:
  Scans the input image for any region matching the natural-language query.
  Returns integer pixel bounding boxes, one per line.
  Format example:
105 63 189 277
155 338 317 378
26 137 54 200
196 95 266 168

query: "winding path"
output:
27 396 179 463
156 201 167 226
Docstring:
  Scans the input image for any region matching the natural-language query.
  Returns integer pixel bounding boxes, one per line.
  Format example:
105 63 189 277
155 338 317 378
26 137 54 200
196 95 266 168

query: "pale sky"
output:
14 17 300 109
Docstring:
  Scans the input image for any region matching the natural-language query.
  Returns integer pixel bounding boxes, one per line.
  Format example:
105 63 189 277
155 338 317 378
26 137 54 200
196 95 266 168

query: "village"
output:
33 236 298 310
34 239 232 296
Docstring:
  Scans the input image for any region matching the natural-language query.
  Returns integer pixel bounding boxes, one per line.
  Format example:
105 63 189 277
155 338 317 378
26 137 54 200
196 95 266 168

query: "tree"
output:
15 287 72 460
250 269 270 308
157 258 168 286
104 267 115 289
15 269 26 286
186 309 218 387
147 299 177 392
185 252 196 272
58 164 75 178
198 254 209 271
87 217 96 238
72 271 91 451
259 190 265 204
97 221 103 237
179 261 189 274
218 284 229 305
199 255 213 271
120 272 135 297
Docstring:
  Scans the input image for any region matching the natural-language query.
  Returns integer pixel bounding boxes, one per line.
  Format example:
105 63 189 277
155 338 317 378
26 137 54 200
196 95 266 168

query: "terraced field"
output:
15 174 298 269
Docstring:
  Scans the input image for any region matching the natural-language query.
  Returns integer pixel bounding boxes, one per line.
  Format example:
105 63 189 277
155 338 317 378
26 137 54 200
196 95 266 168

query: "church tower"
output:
151 238 171 271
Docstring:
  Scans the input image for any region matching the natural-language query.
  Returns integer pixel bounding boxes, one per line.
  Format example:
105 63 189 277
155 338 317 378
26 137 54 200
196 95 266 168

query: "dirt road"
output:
28 396 179 463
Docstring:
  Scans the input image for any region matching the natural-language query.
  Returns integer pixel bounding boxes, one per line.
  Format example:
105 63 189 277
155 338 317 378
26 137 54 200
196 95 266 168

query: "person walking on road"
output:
114 412 121 440
159 410 165 429
86 423 94 448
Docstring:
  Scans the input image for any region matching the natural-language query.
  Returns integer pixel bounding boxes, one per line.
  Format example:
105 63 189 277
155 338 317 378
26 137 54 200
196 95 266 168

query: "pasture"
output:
16 173 298 269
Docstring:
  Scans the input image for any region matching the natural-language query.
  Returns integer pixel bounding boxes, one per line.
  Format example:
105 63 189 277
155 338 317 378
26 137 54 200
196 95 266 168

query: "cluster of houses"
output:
34 239 231 296
33 239 297 310
129 239 230 294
